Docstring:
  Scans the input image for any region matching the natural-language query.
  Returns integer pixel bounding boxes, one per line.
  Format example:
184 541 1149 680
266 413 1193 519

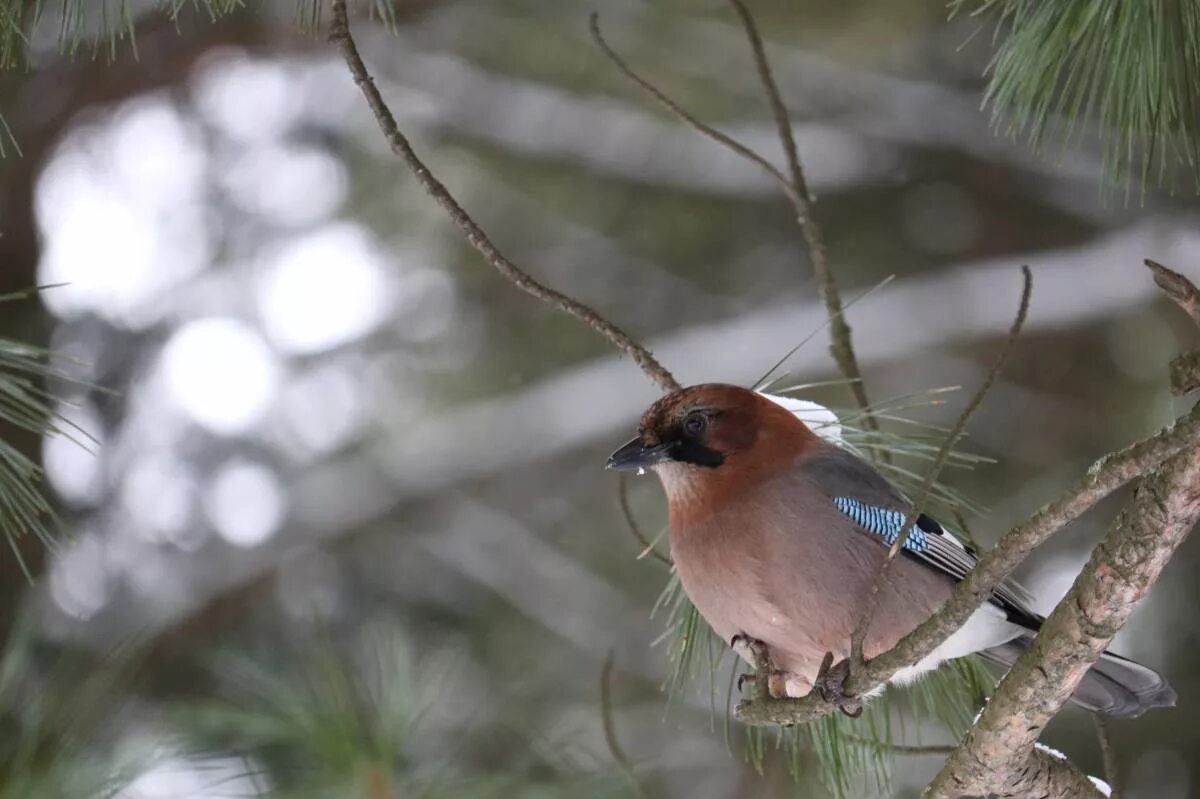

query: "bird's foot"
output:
730 634 788 700
813 651 863 718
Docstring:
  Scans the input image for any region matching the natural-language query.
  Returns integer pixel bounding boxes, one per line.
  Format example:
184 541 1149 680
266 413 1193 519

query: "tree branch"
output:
1143 259 1200 394
326 0 680 394
925 434 1200 798
726 0 879 444
1170 351 1200 395
600 650 650 799
617 473 671 566
980 746 1109 799
588 14 797 202
735 398 1200 727
862 401 1200 688
594 2 882 436
1145 258 1200 327
922 266 1200 798
848 266 1031 667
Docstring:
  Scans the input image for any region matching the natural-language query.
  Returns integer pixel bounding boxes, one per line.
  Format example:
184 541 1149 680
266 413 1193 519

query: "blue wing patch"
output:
832 497 929 552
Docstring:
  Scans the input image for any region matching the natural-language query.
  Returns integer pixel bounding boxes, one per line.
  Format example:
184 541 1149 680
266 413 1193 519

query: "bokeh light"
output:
256 223 392 354
203 459 285 548
159 318 281 435
36 97 209 326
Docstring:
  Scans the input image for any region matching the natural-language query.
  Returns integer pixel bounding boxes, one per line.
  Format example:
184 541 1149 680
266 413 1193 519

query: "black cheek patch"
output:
672 440 725 468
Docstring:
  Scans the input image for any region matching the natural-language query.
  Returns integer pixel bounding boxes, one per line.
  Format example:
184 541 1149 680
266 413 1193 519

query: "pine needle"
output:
955 0 1200 197
0 0 244 72
0 288 99 575
0 626 150 798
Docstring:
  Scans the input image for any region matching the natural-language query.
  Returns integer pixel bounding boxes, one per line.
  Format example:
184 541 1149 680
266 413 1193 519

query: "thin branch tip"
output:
1144 259 1200 391
588 10 795 197
600 650 649 799
617 474 671 566
594 0 881 420
725 0 880 448
327 0 680 393
849 265 1031 665
1144 257 1200 328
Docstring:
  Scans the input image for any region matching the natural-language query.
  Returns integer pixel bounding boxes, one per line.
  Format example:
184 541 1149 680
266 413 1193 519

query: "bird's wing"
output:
799 445 1043 630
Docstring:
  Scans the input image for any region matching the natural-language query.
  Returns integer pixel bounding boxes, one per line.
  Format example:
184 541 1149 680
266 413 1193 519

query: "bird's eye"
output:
682 412 708 438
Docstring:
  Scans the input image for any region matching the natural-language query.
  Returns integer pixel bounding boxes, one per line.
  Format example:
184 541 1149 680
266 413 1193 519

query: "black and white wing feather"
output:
804 447 1043 630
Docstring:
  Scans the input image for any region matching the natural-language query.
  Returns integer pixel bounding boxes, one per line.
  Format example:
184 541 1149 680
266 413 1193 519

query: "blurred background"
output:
1 0 1199 797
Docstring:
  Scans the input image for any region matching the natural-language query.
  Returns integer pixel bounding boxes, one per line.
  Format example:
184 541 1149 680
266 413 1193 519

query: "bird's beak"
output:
605 437 675 471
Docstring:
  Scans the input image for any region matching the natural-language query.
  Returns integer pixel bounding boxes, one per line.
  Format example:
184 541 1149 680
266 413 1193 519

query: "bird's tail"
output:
978 634 1176 718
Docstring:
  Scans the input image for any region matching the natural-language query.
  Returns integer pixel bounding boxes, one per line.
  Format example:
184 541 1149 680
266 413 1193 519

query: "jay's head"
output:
607 384 817 507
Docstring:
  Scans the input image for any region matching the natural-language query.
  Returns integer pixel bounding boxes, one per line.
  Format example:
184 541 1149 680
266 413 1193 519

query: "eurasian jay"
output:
607 383 1175 718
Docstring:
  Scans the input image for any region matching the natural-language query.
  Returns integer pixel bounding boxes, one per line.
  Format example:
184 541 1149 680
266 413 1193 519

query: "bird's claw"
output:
813 651 862 718
736 671 753 694
730 633 768 665
731 633 786 700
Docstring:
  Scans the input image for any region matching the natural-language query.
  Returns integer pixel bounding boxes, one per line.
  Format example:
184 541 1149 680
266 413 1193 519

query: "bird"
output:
606 383 1175 718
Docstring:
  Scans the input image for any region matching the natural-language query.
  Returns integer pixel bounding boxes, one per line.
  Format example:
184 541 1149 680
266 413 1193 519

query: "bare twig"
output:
327 0 680 394
600 650 649 799
1145 258 1200 327
596 0 882 436
1092 714 1121 799
588 13 797 202
617 473 671 566
848 266 1032 666
726 0 879 444
926 435 1200 798
1144 260 1200 394
725 0 812 205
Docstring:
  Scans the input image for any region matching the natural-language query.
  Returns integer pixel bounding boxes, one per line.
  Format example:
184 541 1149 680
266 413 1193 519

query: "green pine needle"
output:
0 626 149 798
0 288 103 578
0 0 245 71
176 625 631 798
0 111 20 158
295 0 399 33
955 0 1200 197
177 628 419 792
